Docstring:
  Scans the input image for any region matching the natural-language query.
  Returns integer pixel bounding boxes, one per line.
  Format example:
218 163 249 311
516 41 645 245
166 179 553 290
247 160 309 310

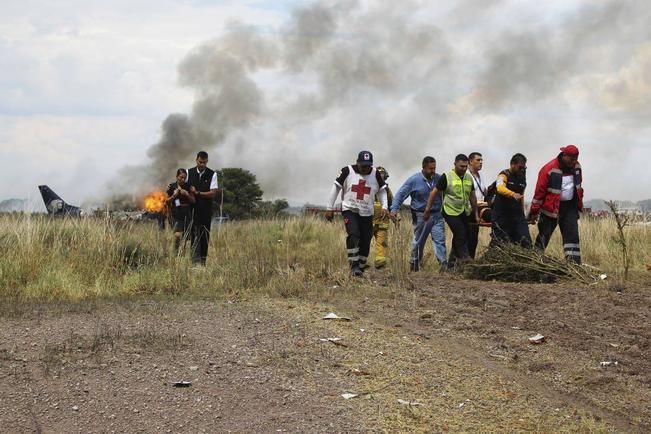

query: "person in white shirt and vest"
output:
424 154 479 270
187 151 219 266
467 152 487 258
528 145 584 264
325 151 389 277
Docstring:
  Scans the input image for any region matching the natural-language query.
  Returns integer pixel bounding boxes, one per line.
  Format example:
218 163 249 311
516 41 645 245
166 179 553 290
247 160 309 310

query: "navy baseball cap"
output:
357 150 373 166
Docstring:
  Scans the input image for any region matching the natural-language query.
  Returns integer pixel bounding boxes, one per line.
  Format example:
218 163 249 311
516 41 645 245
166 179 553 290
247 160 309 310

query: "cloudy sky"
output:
1 0 650 210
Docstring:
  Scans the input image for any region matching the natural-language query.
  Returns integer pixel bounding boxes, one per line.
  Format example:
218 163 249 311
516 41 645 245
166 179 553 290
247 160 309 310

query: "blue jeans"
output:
411 210 447 266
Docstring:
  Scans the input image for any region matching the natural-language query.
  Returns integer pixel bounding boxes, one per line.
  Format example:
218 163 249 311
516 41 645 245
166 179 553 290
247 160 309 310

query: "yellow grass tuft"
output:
0 213 648 301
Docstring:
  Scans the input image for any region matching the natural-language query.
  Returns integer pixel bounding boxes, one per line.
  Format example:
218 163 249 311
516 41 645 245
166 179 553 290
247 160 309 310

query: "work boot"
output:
410 261 419 272
352 266 364 277
439 261 448 274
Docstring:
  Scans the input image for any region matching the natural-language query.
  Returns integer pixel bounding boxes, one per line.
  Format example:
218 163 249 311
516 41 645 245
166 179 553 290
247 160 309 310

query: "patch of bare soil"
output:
0 275 648 433
355 273 651 432
0 302 360 434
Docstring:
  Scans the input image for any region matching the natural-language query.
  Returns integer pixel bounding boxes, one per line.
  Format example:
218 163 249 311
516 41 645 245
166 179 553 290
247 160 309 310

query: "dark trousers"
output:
535 200 580 264
491 207 532 248
191 213 212 265
468 216 479 259
443 212 470 267
342 210 373 270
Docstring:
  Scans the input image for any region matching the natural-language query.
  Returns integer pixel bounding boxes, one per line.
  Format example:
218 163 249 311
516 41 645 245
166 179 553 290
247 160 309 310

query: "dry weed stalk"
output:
462 243 598 284
605 200 630 281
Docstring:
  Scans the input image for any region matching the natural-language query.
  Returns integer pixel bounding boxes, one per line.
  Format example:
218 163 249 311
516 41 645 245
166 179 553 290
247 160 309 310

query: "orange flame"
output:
143 191 167 213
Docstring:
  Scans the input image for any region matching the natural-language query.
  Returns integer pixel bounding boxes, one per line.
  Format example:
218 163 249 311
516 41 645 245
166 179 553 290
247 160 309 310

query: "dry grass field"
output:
0 214 649 433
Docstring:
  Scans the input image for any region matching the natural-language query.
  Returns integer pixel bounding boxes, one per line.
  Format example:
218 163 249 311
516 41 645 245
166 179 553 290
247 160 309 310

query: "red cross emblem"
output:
351 179 371 200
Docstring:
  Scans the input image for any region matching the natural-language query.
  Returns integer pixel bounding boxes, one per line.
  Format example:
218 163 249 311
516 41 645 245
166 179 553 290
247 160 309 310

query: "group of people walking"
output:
326 146 584 276
165 151 219 265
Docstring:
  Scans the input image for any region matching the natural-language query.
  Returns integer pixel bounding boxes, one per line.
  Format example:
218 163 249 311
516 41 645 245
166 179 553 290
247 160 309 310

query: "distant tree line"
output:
214 168 289 220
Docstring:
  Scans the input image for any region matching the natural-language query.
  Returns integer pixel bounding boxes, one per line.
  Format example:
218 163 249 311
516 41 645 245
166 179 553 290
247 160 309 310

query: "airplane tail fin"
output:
38 185 66 214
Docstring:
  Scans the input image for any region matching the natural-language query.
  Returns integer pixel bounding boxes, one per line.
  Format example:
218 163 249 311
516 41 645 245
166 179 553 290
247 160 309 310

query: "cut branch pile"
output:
462 243 599 284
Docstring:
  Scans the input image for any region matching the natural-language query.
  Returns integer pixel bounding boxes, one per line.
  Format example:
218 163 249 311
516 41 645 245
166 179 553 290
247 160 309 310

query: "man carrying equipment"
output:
372 167 394 269
424 154 479 269
326 151 389 277
490 153 532 247
390 156 447 272
528 145 584 264
467 152 488 258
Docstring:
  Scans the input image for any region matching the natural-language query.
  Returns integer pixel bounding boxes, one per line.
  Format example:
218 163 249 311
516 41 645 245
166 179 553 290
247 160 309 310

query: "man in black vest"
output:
188 151 219 265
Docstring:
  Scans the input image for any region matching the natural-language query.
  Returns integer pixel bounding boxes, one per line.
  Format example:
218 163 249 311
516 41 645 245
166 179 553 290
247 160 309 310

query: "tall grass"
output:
0 213 648 301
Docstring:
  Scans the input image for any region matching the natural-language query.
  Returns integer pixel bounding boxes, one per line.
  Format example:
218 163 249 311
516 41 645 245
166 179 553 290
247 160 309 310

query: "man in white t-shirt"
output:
326 151 389 277
467 152 487 258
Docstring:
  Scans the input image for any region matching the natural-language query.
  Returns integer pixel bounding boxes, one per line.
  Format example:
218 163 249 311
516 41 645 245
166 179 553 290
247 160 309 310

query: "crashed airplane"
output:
38 185 83 217
37 185 166 227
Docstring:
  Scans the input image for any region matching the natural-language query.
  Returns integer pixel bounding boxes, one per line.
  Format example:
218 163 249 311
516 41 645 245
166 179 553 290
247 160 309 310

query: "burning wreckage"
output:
38 185 168 227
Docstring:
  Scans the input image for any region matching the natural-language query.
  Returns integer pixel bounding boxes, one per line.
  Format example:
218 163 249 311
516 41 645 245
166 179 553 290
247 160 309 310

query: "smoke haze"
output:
122 0 651 203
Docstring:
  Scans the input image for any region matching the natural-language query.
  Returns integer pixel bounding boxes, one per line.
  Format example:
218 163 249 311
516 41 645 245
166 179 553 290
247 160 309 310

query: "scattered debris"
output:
398 399 423 406
529 334 545 344
323 312 351 321
609 343 620 348
600 361 619 367
173 381 192 388
189 366 199 371
511 326 522 330
341 393 358 400
349 368 370 376
360 329 365 333
332 285 339 289
599 274 608 280
72 406 79 411
319 337 347 347
458 399 470 409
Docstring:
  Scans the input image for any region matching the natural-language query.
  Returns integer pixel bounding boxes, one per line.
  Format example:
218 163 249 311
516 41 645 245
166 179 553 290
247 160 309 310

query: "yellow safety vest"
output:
442 170 473 216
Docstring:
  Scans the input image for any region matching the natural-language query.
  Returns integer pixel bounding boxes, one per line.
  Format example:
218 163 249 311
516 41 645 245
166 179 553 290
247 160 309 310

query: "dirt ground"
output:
0 275 649 433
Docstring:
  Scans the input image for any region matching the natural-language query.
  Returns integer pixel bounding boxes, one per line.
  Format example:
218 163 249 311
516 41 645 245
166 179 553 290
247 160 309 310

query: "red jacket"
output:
530 154 583 218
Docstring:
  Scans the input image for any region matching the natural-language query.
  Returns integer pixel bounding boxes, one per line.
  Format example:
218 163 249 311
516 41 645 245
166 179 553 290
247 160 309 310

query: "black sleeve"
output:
166 183 175 197
335 166 350 186
375 170 386 189
435 174 447 191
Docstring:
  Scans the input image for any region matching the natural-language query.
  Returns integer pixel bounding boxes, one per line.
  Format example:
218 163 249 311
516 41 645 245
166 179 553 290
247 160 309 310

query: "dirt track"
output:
0 275 649 433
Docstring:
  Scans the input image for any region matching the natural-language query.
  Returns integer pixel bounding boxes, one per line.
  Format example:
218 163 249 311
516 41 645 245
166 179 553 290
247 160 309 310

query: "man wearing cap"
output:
325 151 389 277
528 145 584 263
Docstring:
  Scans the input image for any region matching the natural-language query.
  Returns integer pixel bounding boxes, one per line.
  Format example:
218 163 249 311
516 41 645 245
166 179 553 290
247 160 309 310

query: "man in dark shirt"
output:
490 153 531 247
187 151 219 265
424 154 479 269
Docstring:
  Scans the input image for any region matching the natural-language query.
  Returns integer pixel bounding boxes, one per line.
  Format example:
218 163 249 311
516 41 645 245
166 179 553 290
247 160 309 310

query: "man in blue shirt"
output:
390 156 447 272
